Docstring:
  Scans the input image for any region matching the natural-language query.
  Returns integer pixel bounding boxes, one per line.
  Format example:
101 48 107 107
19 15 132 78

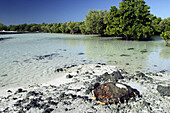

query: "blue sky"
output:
0 0 169 25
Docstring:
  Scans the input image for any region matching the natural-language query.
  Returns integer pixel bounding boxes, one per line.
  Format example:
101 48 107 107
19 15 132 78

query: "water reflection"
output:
51 35 170 73
159 47 170 59
82 38 159 72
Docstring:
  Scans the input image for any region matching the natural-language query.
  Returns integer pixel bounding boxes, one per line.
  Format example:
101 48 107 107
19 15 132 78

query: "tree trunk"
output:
126 35 128 40
166 40 168 46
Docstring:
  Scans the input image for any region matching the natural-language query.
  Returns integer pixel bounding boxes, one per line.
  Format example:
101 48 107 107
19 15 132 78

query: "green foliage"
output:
159 17 170 32
0 23 7 31
161 31 170 46
150 15 162 35
104 6 120 36
84 9 107 35
105 0 154 40
59 23 69 33
67 21 79 34
79 22 86 34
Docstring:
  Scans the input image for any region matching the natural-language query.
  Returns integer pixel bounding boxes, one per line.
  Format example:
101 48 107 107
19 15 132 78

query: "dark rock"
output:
94 83 100 89
78 53 85 55
140 50 148 53
43 108 54 113
1 74 8 77
25 104 31 110
120 54 130 57
63 101 72 105
35 53 59 61
97 63 106 65
15 88 27 94
96 71 124 82
136 73 153 81
65 108 68 111
29 99 40 107
127 48 134 50
48 100 58 106
55 68 64 72
59 92 65 99
46 97 53 101
27 91 42 97
16 88 23 93
71 94 77 99
157 85 170 97
40 103 50 109
126 63 130 65
154 65 157 67
95 65 101 68
7 90 12 93
0 37 12 41
13 97 17 100
66 74 73 78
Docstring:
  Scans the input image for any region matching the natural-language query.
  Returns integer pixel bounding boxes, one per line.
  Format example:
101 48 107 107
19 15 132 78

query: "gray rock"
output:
157 85 170 97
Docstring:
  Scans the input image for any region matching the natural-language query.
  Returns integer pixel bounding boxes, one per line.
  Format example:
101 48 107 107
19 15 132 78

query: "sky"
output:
0 0 169 26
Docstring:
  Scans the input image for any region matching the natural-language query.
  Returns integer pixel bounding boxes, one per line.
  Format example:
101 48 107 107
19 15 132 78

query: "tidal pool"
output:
0 33 169 89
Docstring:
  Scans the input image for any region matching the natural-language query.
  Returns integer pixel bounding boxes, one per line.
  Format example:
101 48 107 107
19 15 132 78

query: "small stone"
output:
95 65 101 68
126 63 129 65
43 108 54 113
66 74 73 78
120 54 130 57
7 90 12 93
127 48 134 50
17 88 23 93
78 53 85 55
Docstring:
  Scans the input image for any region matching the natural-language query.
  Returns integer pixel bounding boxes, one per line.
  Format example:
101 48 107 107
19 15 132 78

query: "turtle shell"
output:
93 82 137 105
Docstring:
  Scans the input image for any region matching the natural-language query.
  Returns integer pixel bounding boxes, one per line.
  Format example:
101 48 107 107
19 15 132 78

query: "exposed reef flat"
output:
0 64 170 113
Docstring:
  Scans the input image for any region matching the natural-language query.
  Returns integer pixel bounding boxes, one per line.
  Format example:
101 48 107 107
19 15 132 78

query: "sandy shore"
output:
0 64 170 113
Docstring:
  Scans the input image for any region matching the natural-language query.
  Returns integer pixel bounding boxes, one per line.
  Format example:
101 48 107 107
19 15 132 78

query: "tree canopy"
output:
1 0 169 42
105 0 154 40
84 9 107 35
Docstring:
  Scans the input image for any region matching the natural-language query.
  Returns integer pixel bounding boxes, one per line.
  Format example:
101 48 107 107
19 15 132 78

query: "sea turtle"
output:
93 82 137 105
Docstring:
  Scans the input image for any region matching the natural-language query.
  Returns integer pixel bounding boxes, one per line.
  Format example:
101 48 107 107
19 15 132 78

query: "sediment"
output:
0 64 169 113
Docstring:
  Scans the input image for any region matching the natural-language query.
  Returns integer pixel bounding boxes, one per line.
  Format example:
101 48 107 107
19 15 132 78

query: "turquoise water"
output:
0 33 170 88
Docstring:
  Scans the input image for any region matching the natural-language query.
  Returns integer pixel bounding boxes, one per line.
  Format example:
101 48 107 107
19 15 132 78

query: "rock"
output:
140 50 148 53
27 91 41 97
66 74 73 78
136 73 153 81
7 90 12 93
1 74 8 77
40 103 50 110
157 85 170 97
95 65 101 68
29 99 41 107
55 68 64 72
127 48 134 50
78 53 85 55
16 88 24 93
98 71 124 82
126 63 130 65
43 108 54 113
120 54 130 57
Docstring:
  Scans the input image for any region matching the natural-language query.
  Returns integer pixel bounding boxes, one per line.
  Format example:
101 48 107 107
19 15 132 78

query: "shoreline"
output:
0 31 38 34
0 64 169 112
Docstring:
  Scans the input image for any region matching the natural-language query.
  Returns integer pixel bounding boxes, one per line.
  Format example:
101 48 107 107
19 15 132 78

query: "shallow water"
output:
0 33 170 89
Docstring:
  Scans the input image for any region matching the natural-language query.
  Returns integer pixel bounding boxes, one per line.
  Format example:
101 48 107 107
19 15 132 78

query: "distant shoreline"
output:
0 31 39 34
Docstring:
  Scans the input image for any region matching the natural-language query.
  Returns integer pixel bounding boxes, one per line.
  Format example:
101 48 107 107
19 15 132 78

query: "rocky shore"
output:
0 64 170 113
